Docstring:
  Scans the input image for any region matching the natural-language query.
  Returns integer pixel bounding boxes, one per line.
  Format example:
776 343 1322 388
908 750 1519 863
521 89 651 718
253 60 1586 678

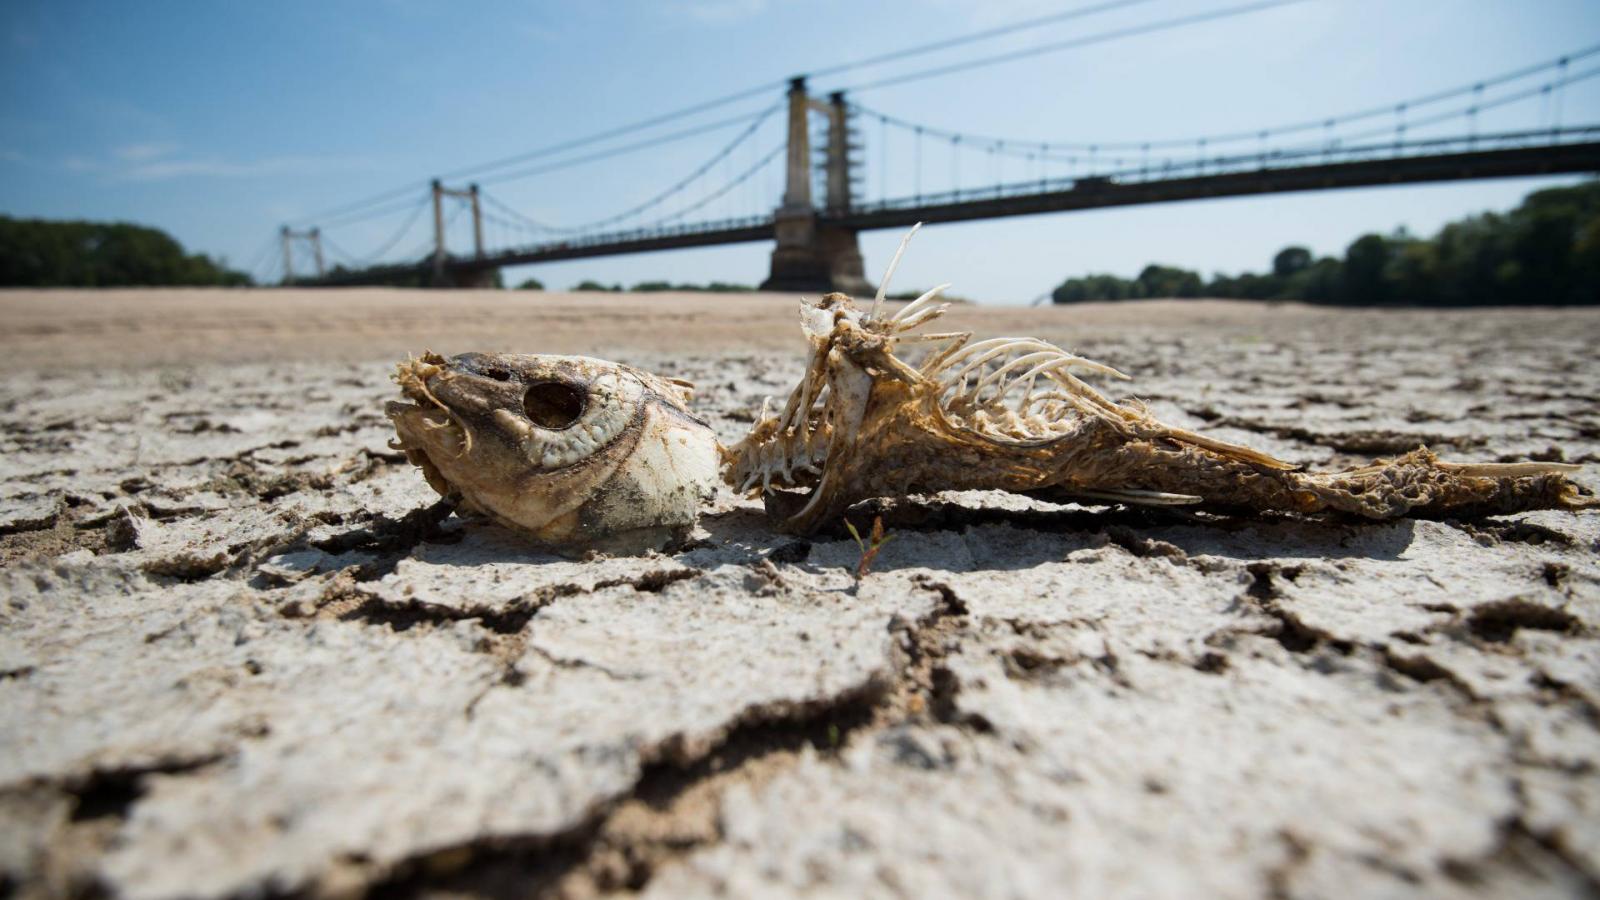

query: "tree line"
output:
551 279 756 293
1052 180 1600 306
0 216 250 287
629 279 755 293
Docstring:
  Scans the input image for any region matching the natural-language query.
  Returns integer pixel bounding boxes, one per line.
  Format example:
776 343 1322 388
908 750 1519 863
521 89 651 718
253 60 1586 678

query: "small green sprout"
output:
844 515 894 579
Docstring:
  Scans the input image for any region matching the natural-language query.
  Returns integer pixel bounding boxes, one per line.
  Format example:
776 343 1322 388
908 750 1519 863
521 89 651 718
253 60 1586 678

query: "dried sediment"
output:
1 299 1598 898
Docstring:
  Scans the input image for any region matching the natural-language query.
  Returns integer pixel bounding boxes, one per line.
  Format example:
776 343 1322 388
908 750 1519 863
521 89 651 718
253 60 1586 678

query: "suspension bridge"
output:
269 5 1600 293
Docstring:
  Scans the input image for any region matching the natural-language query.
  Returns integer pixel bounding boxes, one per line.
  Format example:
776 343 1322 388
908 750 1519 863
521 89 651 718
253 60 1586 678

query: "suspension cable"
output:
318 192 429 230
479 193 554 232
484 103 782 235
834 0 1309 94
807 0 1161 82
324 197 432 266
849 43 1600 155
241 235 279 284
476 107 774 187
1278 62 1600 150
286 0 1164 227
648 144 786 227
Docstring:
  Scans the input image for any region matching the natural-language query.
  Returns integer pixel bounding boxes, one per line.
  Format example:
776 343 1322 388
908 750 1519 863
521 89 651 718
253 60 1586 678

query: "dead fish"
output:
387 351 719 551
723 225 1597 533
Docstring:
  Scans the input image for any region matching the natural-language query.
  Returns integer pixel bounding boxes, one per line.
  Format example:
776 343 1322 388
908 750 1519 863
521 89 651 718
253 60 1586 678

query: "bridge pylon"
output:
430 179 497 288
760 77 871 296
279 226 325 284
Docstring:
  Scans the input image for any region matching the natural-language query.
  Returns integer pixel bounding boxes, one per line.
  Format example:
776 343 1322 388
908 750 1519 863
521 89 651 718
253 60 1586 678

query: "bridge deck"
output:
833 141 1600 231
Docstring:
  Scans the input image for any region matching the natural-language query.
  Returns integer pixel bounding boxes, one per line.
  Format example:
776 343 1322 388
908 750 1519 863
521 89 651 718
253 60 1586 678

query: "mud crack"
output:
1380 648 1479 699
356 577 989 898
1449 519 1576 548
319 566 706 636
881 576 993 732
338 592 547 636
306 496 461 577
62 753 227 823
1442 780 1600 893
362 684 884 899
1465 598 1582 644
0 500 107 567
1241 562 1354 655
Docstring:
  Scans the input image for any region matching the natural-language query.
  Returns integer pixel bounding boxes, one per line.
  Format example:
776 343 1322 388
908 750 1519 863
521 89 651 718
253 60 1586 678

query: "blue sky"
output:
2 0 1597 301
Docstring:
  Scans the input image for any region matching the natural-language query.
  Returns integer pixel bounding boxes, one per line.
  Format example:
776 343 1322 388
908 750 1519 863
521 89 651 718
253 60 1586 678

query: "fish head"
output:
387 351 720 550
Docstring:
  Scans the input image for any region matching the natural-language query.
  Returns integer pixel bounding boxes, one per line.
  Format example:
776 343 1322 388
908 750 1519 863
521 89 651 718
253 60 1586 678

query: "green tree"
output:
1505 180 1600 303
702 281 755 293
1573 215 1600 302
515 277 544 290
1052 273 1141 303
0 216 251 287
1272 246 1312 279
1233 272 1284 300
1287 257 1342 304
1204 273 1238 298
1383 237 1438 306
1338 234 1392 305
1134 264 1202 298
1051 180 1599 307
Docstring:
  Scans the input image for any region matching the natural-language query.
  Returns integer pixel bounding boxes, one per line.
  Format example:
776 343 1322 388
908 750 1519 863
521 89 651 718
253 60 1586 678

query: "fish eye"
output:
524 381 586 429
484 368 512 382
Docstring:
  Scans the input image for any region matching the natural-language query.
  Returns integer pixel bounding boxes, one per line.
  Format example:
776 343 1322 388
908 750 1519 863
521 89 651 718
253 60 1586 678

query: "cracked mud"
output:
2 295 1598 898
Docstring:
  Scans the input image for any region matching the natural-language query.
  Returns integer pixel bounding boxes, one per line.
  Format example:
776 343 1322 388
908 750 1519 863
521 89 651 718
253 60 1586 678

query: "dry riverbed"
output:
2 289 1598 898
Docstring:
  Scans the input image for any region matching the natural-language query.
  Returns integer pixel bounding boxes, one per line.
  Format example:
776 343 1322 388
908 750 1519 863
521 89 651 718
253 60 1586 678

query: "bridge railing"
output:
843 125 1600 217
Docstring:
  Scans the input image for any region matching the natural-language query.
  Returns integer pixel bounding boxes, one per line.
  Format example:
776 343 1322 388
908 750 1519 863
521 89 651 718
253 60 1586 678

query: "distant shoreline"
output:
3 289 1595 372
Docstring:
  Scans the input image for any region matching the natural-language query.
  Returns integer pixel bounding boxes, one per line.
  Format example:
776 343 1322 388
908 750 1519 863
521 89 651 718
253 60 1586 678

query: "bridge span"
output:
295 64 1600 291
313 130 1600 289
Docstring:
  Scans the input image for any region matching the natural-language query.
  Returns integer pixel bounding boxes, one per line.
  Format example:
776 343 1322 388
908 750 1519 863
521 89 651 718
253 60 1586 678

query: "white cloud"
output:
118 154 371 181
53 147 372 181
113 142 180 162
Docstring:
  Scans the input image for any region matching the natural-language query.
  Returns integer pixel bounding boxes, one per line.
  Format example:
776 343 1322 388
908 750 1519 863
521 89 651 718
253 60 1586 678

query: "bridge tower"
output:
760 77 871 295
279 226 325 284
430 179 497 288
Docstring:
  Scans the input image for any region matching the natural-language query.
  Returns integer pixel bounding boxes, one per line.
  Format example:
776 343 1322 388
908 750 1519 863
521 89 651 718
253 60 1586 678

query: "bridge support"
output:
430 179 498 288
280 226 293 285
760 78 871 296
279 226 325 284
